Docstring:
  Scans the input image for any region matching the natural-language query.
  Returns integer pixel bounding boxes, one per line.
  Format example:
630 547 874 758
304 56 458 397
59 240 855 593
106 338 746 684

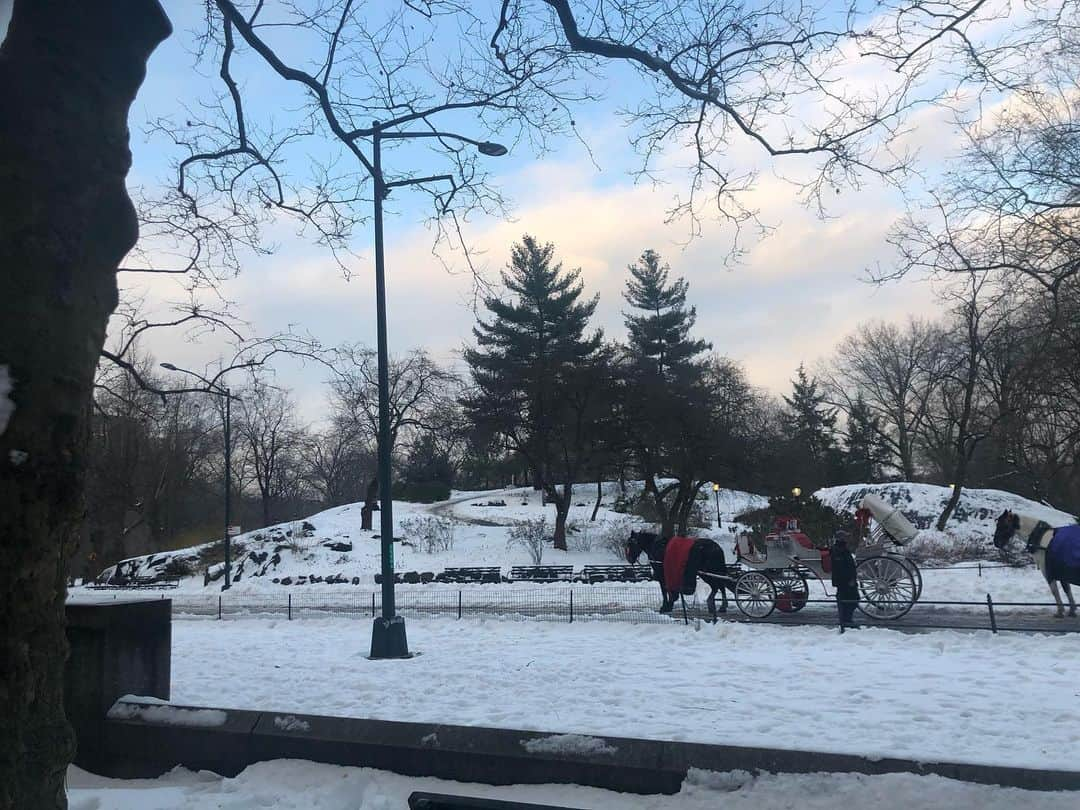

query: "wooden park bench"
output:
435 566 503 584
578 564 653 584
508 565 574 583
88 576 180 590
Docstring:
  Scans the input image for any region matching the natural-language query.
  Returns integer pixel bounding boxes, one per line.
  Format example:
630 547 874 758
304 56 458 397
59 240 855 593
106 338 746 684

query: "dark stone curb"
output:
100 700 1080 794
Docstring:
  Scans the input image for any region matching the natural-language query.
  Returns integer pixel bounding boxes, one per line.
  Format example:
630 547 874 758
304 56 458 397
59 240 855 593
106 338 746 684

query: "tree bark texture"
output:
547 485 571 551
0 3 170 808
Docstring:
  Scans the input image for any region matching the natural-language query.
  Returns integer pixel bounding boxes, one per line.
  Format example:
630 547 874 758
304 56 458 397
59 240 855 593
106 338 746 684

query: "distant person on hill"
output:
831 530 859 630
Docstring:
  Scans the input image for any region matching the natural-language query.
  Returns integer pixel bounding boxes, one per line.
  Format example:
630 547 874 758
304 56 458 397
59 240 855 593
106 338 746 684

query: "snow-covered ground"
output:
67 761 1080 809
163 615 1080 771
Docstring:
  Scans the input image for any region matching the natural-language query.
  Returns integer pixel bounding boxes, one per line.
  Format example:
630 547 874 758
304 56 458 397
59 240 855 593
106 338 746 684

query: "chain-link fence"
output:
133 583 1080 635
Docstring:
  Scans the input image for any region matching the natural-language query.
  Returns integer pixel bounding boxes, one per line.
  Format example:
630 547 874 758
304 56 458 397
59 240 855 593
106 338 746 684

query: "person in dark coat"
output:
830 530 859 629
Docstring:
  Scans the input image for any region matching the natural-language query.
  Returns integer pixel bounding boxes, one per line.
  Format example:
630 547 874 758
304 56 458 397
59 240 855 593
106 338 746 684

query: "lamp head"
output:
791 487 802 498
160 362 178 371
712 483 720 492
477 141 508 157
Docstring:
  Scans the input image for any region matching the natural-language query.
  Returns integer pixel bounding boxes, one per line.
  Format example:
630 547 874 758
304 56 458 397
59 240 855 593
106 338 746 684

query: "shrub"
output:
197 539 247 568
395 481 452 503
507 517 548 565
400 515 456 553
686 499 712 530
161 557 195 579
905 532 994 564
736 495 850 546
595 516 640 561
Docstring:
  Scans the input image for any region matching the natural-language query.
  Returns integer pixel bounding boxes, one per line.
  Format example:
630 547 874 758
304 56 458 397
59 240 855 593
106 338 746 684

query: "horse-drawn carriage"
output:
730 494 922 620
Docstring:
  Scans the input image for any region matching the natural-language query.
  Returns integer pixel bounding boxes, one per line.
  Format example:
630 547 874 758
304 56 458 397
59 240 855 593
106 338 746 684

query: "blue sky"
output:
2 0 965 423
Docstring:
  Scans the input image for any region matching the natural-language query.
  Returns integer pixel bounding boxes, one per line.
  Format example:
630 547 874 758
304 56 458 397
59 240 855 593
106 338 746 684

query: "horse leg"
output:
705 582 718 623
715 577 729 612
1049 580 1065 618
657 577 672 612
1062 581 1077 617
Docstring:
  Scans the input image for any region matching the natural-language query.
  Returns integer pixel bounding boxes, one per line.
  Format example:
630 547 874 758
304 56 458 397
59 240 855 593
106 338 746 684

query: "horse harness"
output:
1026 521 1054 554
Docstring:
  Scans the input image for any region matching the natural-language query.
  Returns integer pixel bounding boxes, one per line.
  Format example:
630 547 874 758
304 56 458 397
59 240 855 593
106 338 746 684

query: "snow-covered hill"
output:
85 480 1076 591
90 484 764 592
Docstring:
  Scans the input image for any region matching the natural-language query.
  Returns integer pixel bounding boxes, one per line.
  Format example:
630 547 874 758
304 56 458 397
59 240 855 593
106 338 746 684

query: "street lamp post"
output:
712 483 721 528
367 122 507 659
161 363 234 590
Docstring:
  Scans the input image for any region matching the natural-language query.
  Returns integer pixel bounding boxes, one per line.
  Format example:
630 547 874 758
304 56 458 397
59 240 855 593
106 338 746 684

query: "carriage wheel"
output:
856 555 917 620
903 557 923 601
773 575 809 613
735 571 776 619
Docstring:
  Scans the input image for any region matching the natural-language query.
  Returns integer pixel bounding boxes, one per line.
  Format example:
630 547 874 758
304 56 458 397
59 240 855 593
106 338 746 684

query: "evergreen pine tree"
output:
619 249 719 535
844 394 890 483
781 364 841 489
782 364 838 458
463 235 603 549
623 249 711 377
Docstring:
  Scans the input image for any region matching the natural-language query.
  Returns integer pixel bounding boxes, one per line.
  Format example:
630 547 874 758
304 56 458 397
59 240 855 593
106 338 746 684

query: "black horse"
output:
625 530 736 621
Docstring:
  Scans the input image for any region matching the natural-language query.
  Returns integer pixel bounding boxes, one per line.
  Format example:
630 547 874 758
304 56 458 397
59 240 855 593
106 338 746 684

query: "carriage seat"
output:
736 533 766 563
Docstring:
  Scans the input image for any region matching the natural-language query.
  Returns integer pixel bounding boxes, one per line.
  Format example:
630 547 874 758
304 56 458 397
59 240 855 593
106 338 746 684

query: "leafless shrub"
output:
507 517 548 565
400 516 456 554
595 516 640 561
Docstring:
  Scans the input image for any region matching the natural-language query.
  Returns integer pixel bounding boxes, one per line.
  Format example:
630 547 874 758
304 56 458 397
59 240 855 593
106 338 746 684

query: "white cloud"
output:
124 145 947 423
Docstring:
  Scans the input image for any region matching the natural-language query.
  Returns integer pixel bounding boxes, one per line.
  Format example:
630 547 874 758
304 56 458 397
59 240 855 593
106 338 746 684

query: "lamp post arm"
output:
376 129 485 148
384 173 455 190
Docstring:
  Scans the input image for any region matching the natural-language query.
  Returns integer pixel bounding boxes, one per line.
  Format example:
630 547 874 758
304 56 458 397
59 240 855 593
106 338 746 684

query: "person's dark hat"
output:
833 529 851 544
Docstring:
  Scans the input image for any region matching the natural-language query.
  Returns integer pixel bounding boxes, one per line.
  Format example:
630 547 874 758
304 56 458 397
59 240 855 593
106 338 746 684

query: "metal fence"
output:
142 584 1079 636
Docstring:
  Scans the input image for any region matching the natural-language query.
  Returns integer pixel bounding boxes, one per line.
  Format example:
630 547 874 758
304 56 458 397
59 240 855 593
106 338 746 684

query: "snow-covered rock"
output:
84 483 766 593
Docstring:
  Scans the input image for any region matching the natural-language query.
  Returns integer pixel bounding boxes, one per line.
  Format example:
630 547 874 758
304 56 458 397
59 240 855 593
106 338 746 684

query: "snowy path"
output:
67 762 1080 809
167 615 1080 771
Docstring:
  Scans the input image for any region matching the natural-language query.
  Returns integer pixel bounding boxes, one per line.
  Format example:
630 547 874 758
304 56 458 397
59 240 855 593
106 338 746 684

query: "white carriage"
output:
731 494 922 621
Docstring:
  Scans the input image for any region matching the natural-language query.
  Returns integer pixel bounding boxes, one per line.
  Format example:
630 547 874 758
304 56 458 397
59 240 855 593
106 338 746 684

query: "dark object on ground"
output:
436 567 503 584
89 576 180 590
65 599 171 774
409 792 581 809
396 481 452 503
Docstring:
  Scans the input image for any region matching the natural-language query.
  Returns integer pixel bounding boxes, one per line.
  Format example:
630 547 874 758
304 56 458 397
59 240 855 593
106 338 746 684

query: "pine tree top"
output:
466 235 602 373
621 249 710 376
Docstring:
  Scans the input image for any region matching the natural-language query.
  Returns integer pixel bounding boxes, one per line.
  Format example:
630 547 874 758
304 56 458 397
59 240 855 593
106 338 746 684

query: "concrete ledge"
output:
96 700 1080 794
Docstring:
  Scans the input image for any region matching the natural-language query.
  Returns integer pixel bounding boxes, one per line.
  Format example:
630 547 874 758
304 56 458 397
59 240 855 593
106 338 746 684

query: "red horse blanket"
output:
664 536 696 593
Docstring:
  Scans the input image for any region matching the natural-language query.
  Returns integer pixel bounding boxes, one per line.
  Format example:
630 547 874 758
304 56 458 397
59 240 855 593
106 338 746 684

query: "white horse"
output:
992 510 1079 618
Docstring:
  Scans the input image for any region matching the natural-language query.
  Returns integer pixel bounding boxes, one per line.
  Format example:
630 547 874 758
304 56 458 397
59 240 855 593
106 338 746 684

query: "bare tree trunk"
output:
0 3 170 807
548 484 571 550
937 478 965 532
590 478 602 522
676 487 697 536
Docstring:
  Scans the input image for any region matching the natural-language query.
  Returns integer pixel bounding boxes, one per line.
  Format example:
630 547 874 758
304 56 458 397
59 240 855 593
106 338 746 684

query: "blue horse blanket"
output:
1046 524 1080 583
